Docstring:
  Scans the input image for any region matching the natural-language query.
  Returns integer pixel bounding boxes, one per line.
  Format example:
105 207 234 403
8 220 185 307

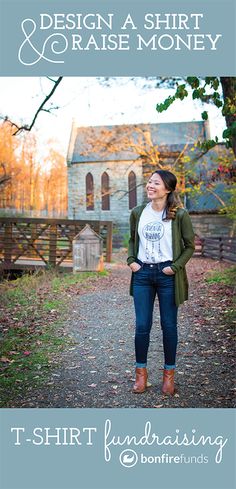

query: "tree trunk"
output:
220 77 236 158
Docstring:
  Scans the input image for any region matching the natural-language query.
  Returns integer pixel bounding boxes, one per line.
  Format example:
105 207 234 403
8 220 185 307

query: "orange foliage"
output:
0 122 67 217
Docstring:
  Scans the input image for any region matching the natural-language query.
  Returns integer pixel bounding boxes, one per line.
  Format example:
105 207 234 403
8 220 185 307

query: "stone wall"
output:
114 213 235 250
190 214 235 237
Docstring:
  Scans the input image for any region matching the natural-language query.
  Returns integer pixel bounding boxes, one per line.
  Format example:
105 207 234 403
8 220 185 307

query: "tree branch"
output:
3 77 63 136
0 163 11 187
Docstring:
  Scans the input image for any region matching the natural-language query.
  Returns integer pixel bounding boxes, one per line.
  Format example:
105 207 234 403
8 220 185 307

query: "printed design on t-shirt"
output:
142 221 164 262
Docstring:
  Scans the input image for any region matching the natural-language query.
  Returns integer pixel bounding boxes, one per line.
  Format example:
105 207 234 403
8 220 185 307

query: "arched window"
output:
128 171 137 209
86 173 94 210
101 172 110 210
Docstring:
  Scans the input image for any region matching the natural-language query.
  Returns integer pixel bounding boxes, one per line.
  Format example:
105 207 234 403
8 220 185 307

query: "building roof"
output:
67 121 210 164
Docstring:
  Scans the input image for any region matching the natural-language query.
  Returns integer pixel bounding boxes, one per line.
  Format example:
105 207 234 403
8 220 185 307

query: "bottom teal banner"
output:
0 408 235 489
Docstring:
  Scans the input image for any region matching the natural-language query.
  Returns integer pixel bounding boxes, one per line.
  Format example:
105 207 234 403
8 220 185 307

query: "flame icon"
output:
119 449 138 468
123 454 135 464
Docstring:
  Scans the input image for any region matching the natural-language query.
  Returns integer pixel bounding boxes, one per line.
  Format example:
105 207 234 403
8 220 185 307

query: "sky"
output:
0 76 226 161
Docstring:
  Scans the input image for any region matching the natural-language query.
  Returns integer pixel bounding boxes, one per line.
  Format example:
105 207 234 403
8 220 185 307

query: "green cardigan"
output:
127 205 195 306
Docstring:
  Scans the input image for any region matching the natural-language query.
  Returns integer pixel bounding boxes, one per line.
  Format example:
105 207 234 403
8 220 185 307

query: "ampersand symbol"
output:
18 18 68 65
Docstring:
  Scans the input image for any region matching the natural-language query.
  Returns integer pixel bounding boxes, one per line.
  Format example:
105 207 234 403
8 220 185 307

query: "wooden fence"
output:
0 217 113 271
194 236 236 263
0 217 235 272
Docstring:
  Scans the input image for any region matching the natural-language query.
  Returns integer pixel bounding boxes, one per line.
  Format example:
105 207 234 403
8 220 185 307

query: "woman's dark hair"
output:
152 169 183 220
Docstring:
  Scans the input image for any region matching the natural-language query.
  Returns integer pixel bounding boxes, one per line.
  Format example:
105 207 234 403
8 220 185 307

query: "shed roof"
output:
73 224 102 241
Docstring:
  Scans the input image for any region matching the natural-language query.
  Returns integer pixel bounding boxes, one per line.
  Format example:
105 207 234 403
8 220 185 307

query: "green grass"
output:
205 266 236 286
0 267 109 407
43 299 62 311
205 266 236 329
0 322 68 401
51 270 108 292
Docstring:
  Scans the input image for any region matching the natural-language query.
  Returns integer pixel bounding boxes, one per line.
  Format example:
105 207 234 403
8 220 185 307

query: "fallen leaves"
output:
1 256 235 409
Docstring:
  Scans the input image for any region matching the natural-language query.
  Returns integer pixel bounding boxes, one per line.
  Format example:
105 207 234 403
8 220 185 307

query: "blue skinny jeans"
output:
133 260 178 368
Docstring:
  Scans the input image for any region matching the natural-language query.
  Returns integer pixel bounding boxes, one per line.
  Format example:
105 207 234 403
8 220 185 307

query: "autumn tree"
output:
40 147 67 217
0 121 67 216
0 122 21 208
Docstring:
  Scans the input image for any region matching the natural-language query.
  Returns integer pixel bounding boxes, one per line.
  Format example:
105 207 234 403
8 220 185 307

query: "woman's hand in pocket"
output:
129 262 142 273
162 266 175 275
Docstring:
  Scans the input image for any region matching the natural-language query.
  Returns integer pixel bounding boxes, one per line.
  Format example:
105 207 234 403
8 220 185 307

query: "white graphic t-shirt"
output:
137 203 173 263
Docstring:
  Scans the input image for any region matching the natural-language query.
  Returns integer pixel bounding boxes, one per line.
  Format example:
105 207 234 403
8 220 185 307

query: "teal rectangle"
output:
0 0 235 75
0 408 235 489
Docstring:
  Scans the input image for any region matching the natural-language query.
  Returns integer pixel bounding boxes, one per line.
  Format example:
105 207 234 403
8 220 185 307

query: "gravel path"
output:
15 254 235 408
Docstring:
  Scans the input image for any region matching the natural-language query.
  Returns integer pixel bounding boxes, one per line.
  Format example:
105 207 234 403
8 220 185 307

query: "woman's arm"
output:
171 211 195 273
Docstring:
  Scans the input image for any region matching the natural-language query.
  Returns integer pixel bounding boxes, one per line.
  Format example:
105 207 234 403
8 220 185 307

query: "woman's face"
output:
146 173 170 201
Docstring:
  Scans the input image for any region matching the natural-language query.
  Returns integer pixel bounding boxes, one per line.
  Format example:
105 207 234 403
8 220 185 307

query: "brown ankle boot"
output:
162 369 175 395
133 367 148 393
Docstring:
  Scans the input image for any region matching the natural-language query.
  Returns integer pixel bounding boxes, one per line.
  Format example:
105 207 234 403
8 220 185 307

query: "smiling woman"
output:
127 169 195 396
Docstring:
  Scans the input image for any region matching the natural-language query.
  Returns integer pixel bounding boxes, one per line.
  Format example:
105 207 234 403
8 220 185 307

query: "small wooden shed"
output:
72 224 104 272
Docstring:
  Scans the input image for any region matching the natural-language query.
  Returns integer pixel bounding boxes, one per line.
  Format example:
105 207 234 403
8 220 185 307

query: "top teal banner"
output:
0 0 235 75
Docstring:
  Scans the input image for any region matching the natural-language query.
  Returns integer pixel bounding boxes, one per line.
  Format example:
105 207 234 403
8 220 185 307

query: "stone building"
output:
67 120 233 246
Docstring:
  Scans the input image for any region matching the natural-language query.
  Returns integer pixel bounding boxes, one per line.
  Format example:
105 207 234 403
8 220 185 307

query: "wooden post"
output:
106 222 113 263
219 237 223 260
31 223 37 257
4 222 13 263
201 238 205 257
49 224 57 267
